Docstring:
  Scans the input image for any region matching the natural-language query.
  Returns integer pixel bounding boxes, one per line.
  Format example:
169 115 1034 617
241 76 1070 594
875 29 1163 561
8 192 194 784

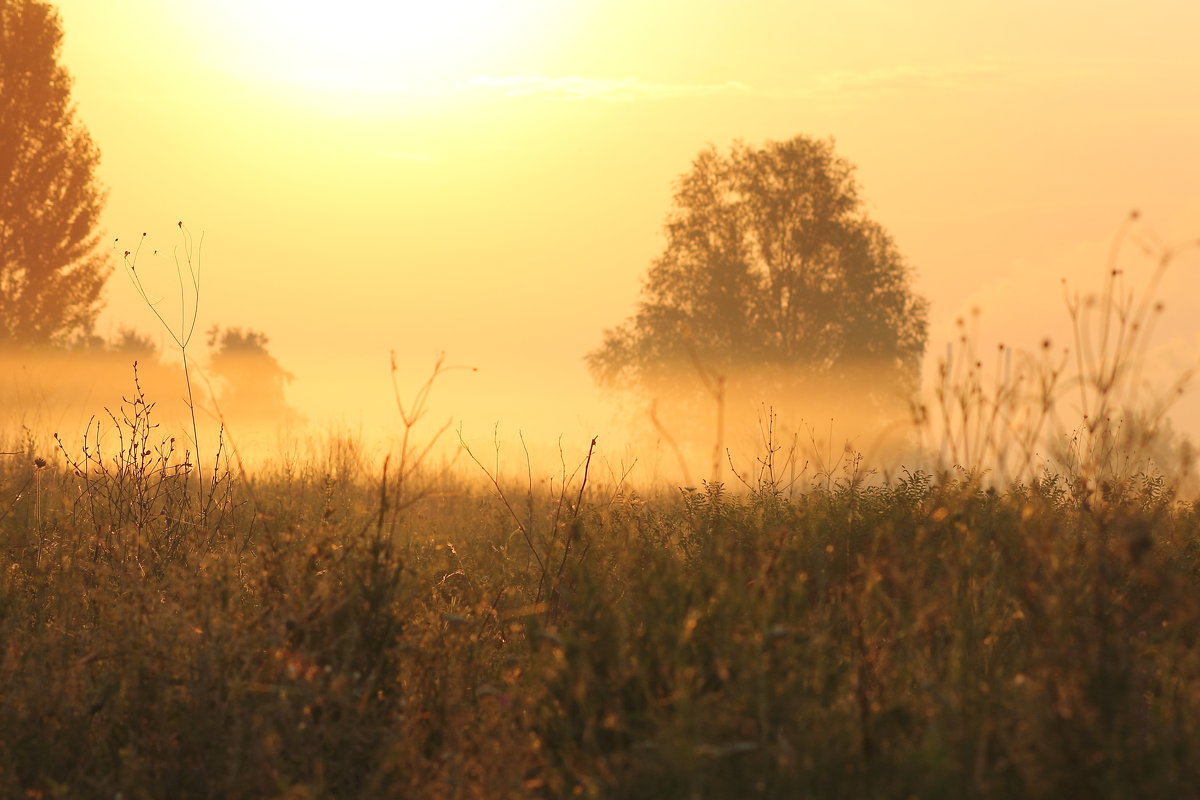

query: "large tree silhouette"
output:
588 136 928 404
0 0 109 347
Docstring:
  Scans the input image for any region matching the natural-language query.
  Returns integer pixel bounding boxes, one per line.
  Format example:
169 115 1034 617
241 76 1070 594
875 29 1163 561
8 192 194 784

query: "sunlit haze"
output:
196 0 569 100
33 0 1200 476
10 3 1200 789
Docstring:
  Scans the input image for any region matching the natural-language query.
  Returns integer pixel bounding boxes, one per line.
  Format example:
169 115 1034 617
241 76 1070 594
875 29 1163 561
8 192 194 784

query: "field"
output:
2 375 1200 799
8 1 1200 796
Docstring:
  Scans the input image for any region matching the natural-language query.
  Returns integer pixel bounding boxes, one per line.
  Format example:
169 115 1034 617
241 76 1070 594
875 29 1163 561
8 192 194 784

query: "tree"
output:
587 136 928 405
0 0 109 347
206 326 298 425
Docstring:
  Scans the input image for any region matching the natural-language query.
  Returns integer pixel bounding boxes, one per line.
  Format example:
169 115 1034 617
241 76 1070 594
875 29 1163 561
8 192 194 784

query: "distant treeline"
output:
0 326 298 442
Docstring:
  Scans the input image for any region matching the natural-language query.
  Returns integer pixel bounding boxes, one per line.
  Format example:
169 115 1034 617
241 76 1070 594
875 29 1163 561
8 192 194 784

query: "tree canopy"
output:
207 326 298 424
588 136 928 403
0 0 109 347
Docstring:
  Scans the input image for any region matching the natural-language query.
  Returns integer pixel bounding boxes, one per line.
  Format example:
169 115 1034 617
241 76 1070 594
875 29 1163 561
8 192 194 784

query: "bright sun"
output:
203 0 551 97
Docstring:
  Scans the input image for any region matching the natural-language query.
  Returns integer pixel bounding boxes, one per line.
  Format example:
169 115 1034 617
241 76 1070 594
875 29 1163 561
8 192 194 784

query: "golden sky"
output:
51 0 1200 453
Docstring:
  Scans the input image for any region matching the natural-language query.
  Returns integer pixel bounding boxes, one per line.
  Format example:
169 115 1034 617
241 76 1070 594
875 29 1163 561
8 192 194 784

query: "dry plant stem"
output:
538 438 593 602
51 362 228 570
809 418 849 491
375 454 391 537
1060 214 1200 499
548 436 597 605
120 224 206 520
726 451 754 491
458 428 546 578
547 439 569 564
193 368 267 556
727 407 807 495
925 213 1197 492
459 428 598 609
521 431 535 540
930 313 1057 484
994 350 1063 483
550 437 581 540
383 351 471 530
601 455 638 507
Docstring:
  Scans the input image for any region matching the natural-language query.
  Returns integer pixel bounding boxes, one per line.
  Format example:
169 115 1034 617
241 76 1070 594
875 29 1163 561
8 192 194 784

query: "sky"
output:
43 0 1200 471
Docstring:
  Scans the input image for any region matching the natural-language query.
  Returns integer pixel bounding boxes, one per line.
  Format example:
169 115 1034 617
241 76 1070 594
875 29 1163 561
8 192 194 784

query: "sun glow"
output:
201 0 556 98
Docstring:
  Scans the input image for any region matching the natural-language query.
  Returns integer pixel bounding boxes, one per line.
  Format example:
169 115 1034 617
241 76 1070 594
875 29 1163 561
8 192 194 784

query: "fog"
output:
4 0 1199 491
7 237 1197 495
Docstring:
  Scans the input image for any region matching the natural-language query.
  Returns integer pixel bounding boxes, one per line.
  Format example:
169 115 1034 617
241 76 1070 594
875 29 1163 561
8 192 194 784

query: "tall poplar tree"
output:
0 0 109 347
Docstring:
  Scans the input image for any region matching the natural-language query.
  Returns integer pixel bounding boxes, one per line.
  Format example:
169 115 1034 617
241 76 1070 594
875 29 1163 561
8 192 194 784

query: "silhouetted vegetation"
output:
0 0 109 347
588 136 928 405
3 208 1191 796
2 2 1196 793
207 325 299 427
3 387 1200 797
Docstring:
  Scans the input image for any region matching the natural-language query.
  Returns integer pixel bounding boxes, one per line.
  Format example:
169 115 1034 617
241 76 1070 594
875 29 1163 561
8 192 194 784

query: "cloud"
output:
459 64 1013 104
805 64 1012 95
462 75 758 101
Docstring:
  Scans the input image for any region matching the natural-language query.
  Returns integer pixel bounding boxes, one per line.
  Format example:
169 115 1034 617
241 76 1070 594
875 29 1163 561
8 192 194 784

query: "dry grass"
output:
2 381 1200 798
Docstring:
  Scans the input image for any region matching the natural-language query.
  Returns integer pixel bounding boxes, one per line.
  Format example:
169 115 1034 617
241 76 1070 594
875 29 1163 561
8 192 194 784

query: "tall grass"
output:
4 418 1200 797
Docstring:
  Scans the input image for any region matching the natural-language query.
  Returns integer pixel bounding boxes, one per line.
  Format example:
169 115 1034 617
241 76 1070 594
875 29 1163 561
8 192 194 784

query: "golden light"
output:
200 0 556 99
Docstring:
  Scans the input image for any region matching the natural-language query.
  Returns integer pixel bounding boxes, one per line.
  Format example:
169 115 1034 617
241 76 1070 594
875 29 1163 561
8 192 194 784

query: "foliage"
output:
588 136 928 403
206 325 298 424
0 0 109 346
105 326 161 360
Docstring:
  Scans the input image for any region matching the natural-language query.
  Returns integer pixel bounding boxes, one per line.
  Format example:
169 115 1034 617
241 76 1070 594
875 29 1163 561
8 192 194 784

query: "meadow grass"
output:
2 385 1200 798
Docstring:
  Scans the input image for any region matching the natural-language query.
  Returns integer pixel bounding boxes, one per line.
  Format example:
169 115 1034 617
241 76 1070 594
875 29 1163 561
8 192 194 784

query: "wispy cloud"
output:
463 75 758 101
804 64 1011 95
458 64 1012 104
